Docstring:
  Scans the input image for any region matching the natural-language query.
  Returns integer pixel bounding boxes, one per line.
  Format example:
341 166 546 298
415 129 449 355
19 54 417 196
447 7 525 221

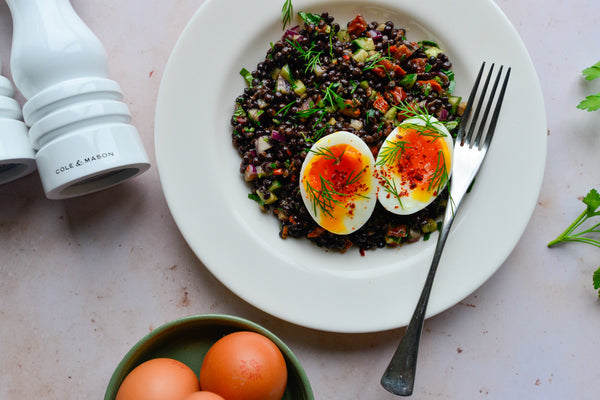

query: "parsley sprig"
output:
548 188 600 296
577 61 600 112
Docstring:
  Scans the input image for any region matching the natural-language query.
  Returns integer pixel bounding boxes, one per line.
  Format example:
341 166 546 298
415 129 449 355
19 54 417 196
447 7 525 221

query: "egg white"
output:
375 116 453 215
299 131 377 235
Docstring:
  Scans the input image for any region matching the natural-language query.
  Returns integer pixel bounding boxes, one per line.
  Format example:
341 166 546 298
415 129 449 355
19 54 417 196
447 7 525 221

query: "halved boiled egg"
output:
375 116 453 215
299 131 377 235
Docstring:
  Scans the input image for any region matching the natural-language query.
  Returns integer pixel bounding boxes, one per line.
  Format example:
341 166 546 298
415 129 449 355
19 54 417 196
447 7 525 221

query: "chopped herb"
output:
376 139 412 167
240 68 253 87
380 175 404 209
577 61 600 111
548 188 600 296
305 175 349 218
281 0 293 29
298 11 321 25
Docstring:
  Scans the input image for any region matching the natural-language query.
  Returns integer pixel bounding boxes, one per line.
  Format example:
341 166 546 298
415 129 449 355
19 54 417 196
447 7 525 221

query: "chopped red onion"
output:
368 30 383 41
438 108 449 121
282 26 302 40
255 136 272 154
244 165 257 181
271 130 286 142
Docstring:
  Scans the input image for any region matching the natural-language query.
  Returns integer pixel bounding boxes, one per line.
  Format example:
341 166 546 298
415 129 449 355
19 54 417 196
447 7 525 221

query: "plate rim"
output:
155 0 547 333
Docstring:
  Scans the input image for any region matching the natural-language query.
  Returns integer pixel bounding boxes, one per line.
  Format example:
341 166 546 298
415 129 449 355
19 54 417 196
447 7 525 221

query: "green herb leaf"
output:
298 11 321 25
577 94 600 112
583 188 600 217
240 68 253 87
281 0 293 29
593 266 600 297
582 61 600 81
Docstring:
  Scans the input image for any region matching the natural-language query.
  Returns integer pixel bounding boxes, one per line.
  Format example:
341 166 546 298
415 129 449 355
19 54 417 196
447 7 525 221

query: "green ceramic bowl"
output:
105 314 314 400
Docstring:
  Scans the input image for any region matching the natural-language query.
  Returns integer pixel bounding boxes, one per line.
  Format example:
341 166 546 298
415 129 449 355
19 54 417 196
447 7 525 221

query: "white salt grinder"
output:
0 53 36 186
6 0 151 199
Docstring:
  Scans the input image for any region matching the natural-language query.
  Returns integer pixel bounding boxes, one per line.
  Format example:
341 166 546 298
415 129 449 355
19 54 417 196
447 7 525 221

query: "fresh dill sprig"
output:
376 139 412 167
380 175 404 209
288 39 323 73
363 53 395 72
322 82 347 109
305 175 349 218
344 166 369 187
393 101 447 139
428 150 449 193
281 0 293 29
275 100 296 116
310 146 346 165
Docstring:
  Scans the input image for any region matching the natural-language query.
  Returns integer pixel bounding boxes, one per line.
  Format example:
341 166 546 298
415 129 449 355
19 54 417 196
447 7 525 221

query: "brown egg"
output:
116 358 200 400
200 331 288 400
182 391 226 400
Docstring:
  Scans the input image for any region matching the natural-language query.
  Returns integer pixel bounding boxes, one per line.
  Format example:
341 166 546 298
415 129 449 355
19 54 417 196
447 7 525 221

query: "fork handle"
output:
380 201 457 396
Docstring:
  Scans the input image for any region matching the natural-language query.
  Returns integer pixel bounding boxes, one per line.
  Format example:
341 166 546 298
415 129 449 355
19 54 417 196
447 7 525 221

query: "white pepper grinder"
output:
0 53 36 186
5 0 150 199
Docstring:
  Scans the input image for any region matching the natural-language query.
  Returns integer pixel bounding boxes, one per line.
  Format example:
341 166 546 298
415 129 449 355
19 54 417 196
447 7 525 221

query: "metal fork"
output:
380 62 511 396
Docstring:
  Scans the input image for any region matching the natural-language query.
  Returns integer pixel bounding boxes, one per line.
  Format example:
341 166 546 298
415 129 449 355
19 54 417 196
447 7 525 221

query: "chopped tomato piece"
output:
387 87 407 104
348 14 367 36
372 58 406 78
373 93 390 113
389 44 414 61
339 99 361 117
417 79 443 94
407 58 428 73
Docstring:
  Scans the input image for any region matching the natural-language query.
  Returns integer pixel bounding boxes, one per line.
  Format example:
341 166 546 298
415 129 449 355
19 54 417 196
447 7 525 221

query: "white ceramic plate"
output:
155 0 546 333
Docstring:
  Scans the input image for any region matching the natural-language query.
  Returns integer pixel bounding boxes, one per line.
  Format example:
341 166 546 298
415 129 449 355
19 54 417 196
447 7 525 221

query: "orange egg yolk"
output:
384 126 451 202
303 143 372 233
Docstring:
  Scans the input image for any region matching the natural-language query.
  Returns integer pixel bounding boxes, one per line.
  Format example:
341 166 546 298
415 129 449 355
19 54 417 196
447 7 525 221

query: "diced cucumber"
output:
352 49 369 63
382 107 397 121
257 188 277 205
270 67 281 80
268 180 282 192
293 79 306 95
353 37 375 51
448 96 462 113
337 29 350 42
399 73 417 88
424 45 442 58
280 64 294 84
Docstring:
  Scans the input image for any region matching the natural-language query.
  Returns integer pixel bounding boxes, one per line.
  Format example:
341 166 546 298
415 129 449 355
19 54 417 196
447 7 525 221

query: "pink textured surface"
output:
1 0 600 398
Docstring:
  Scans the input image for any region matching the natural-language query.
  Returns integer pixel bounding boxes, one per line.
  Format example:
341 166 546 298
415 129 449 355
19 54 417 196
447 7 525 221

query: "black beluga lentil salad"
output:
231 12 463 254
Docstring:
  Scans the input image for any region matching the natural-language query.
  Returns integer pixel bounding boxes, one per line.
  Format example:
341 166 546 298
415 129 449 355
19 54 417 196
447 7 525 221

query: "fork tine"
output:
482 66 511 149
466 63 495 147
456 62 485 144
473 65 504 149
